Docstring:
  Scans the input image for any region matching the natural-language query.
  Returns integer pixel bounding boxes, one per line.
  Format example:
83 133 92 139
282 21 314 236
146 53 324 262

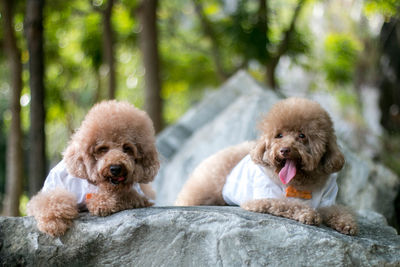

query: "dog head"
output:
63 100 160 187
250 97 344 185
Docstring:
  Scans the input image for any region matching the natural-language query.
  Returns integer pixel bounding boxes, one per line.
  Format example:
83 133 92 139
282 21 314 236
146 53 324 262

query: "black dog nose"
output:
280 147 291 156
110 165 122 176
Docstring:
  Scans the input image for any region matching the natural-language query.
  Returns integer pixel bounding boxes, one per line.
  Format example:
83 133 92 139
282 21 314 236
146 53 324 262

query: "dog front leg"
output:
87 189 153 216
120 189 154 209
318 205 358 235
241 198 322 225
27 188 79 237
86 191 118 216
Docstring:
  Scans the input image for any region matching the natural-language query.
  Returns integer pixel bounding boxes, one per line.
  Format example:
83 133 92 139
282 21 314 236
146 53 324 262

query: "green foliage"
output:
223 0 269 63
364 0 399 18
113 2 138 43
286 28 311 57
19 193 28 216
158 0 221 123
115 47 144 108
322 33 362 85
336 88 359 108
81 13 103 70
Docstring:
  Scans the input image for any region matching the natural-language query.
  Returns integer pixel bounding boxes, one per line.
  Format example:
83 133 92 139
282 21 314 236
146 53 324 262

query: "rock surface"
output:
1 207 400 266
154 71 400 221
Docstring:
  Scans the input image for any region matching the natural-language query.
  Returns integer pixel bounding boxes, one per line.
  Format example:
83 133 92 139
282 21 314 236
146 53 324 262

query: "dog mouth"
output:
276 158 301 185
108 176 127 185
104 164 129 185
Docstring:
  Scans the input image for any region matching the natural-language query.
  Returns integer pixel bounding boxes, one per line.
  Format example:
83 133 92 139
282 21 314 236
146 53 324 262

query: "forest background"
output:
0 0 399 225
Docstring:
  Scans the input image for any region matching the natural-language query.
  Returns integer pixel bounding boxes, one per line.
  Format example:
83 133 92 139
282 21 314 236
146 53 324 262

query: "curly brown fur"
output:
241 198 322 225
250 98 344 190
27 100 159 236
27 188 78 237
86 183 153 216
175 97 357 235
318 205 358 235
175 141 254 206
63 101 159 186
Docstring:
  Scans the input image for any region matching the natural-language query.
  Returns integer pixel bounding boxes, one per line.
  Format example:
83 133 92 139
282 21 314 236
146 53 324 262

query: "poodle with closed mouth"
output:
27 100 160 237
175 97 357 235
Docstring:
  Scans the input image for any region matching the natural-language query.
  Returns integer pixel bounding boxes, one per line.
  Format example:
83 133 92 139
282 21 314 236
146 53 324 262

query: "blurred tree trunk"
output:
93 70 102 103
139 0 163 133
1 0 23 216
102 0 116 99
377 17 400 232
25 0 46 196
378 18 400 132
257 0 268 52
265 0 305 89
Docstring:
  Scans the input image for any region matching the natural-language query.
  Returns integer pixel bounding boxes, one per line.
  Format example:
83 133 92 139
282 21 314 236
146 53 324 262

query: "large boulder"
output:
154 71 400 222
1 208 399 266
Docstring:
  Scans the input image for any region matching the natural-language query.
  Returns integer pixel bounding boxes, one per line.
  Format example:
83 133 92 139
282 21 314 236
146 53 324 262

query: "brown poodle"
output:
175 97 358 235
27 100 160 237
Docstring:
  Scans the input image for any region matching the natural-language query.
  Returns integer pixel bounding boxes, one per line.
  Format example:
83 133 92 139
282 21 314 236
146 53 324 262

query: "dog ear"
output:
250 137 271 166
321 134 345 174
136 143 160 183
63 141 89 180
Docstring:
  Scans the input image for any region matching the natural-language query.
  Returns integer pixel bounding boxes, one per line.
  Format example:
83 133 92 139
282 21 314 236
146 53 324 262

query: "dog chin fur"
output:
175 97 358 236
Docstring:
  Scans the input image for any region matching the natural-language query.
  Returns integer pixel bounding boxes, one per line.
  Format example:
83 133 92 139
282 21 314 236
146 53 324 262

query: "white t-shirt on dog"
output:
222 155 338 209
41 160 148 207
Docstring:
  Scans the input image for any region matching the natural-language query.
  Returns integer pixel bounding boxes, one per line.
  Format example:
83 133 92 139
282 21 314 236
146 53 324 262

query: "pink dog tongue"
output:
279 159 297 184
117 177 125 182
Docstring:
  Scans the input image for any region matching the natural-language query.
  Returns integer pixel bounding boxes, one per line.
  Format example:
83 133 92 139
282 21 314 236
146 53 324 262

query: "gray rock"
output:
154 71 400 221
1 207 400 266
156 71 268 159
338 145 399 220
357 209 390 226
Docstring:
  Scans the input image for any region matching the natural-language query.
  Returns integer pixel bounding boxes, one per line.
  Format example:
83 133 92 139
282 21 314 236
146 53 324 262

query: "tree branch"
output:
266 0 306 88
192 0 229 81
274 0 306 61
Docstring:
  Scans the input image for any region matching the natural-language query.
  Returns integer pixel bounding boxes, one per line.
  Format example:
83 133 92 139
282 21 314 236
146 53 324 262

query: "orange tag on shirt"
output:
86 193 93 200
285 186 312 200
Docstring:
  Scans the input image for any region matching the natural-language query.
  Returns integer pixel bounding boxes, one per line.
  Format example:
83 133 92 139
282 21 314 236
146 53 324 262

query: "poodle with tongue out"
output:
175 97 358 235
27 100 160 237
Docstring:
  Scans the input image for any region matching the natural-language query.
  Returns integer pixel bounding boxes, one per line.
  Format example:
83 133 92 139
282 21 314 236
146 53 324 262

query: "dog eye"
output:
275 133 283 139
96 146 109 154
299 133 306 139
123 144 134 155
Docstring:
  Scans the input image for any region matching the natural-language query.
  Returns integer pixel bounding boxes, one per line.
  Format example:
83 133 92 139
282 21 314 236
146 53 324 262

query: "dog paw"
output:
87 200 114 216
240 202 255 211
86 193 118 216
88 203 114 217
37 218 71 237
139 198 154 208
241 199 270 213
297 210 322 226
331 220 358 236
94 208 113 217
